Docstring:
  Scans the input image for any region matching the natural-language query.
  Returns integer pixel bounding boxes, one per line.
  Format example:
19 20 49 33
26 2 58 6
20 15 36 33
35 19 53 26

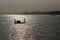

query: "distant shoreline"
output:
0 11 60 15
0 13 60 15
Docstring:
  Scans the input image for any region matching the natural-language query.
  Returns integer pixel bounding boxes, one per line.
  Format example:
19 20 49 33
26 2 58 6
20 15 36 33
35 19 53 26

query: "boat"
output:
14 19 26 24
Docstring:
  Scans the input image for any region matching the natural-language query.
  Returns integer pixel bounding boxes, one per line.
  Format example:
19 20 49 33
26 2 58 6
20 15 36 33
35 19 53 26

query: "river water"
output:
0 15 60 40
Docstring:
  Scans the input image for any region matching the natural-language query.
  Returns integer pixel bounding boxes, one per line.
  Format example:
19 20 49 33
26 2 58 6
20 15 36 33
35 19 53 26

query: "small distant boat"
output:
51 14 54 16
14 19 26 24
51 14 55 16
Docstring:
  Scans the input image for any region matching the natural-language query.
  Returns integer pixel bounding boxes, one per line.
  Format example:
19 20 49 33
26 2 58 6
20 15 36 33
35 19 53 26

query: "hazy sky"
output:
0 0 60 13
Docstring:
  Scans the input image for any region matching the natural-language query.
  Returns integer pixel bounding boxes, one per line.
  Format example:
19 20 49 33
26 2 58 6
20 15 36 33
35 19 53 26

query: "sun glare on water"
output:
3 15 34 40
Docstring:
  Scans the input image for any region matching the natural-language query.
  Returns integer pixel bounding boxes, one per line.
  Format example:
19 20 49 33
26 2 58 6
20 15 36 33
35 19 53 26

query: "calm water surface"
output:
0 15 60 40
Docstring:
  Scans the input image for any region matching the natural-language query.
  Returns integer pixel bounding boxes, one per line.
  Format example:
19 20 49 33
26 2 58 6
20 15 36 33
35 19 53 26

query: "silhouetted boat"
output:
51 14 54 16
51 14 55 16
14 19 26 24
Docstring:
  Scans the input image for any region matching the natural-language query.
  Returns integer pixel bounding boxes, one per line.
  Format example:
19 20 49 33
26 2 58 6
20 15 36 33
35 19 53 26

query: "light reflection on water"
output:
0 15 60 40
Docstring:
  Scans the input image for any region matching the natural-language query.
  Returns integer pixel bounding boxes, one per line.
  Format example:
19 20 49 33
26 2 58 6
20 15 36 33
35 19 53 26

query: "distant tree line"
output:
22 11 60 15
49 11 60 15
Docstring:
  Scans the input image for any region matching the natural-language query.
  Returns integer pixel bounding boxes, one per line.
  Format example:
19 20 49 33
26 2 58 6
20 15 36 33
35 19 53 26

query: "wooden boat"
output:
14 19 26 24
